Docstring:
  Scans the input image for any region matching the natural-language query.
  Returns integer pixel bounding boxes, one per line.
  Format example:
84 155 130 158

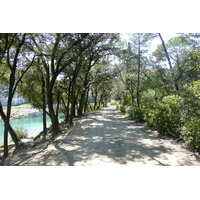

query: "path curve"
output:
2 106 200 166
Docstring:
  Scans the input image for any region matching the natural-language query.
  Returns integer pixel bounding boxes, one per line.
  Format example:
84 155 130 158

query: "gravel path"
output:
1 106 200 166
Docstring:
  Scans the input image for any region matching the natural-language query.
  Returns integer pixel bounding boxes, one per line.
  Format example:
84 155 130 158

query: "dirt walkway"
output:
1 106 200 166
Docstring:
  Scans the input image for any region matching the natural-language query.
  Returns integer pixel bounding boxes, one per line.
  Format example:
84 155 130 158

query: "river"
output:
0 115 61 145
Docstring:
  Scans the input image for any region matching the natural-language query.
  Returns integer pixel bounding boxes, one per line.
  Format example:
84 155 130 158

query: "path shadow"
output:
1 107 199 166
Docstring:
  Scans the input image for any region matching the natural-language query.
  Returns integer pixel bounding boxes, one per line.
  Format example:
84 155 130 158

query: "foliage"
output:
117 104 146 123
144 95 182 138
181 117 200 152
116 34 200 153
14 126 28 139
144 109 158 129
129 107 146 123
178 81 200 152
110 99 117 105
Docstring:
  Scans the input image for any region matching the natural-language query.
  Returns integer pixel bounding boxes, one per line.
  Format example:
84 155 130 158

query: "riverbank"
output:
0 104 42 121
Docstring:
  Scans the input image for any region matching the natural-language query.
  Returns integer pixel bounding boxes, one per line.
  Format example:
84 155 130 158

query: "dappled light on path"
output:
2 106 200 166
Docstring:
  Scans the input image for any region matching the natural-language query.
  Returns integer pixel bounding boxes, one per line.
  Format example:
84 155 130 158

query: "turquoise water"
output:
0 115 55 145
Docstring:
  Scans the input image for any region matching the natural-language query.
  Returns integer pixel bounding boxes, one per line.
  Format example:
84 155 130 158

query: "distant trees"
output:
115 33 155 108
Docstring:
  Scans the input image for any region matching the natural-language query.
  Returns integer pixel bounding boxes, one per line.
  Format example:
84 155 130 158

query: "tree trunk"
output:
69 74 77 125
63 81 72 123
42 77 47 139
56 90 61 117
0 104 20 145
47 87 60 135
158 33 179 91
4 89 15 157
78 92 85 116
136 35 141 108
93 90 98 110
78 84 89 116
84 88 89 113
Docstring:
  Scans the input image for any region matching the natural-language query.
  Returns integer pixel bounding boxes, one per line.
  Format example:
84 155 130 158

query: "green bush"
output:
125 106 132 116
181 117 200 153
116 103 120 110
14 126 28 139
120 105 126 113
117 104 146 123
118 87 200 153
129 107 146 123
144 109 158 128
144 95 182 138
179 81 200 152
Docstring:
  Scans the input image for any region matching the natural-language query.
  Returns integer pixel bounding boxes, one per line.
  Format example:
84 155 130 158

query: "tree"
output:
0 33 36 157
158 33 179 91
116 33 155 108
31 33 89 134
18 60 48 139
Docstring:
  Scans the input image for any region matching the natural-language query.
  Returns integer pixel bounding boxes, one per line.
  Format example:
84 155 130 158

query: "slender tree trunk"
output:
47 87 60 135
92 89 98 110
78 66 91 116
45 71 60 135
56 90 61 117
99 94 103 108
66 95 70 123
61 96 68 123
78 92 86 116
42 77 47 139
158 33 179 91
3 67 21 157
4 87 14 157
131 94 134 105
136 36 141 108
78 84 89 116
84 88 89 113
63 81 72 123
0 103 20 144
69 74 77 125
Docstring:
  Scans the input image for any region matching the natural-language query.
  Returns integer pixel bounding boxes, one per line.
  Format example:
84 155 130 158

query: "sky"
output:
120 33 178 53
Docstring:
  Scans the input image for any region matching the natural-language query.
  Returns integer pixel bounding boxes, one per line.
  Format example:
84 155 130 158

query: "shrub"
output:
178 81 200 152
14 126 28 139
117 104 146 123
120 105 126 113
181 117 200 153
116 103 120 110
125 106 132 116
129 107 146 123
144 109 158 128
144 95 182 138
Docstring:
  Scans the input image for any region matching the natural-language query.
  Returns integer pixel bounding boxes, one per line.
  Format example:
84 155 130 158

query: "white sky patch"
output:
150 33 178 53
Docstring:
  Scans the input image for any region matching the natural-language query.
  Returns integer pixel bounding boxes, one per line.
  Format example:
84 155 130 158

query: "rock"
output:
21 138 34 143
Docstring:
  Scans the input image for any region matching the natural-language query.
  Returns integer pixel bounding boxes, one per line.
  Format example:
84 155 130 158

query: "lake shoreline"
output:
0 104 42 121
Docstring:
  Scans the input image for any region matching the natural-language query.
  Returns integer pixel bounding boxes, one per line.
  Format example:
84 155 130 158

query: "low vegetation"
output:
117 81 200 153
14 126 28 139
